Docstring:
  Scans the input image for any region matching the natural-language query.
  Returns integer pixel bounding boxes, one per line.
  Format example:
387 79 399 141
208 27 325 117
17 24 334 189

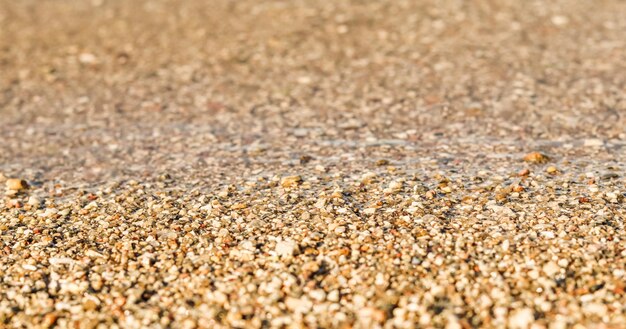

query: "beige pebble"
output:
546 166 558 174
281 175 302 188
6 178 28 191
509 308 534 329
543 262 560 276
27 196 40 207
275 240 299 257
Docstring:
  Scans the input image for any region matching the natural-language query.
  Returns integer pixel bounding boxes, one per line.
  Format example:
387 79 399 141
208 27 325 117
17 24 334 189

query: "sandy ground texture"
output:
1 0 626 328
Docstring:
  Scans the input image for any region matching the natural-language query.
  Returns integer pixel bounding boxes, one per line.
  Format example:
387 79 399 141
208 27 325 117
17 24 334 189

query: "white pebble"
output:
275 240 298 258
508 308 534 329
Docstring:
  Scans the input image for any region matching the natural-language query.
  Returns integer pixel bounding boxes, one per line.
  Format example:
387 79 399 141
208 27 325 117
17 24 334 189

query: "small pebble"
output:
281 175 302 188
524 152 549 163
508 308 534 329
6 178 28 191
275 240 299 257
546 166 558 174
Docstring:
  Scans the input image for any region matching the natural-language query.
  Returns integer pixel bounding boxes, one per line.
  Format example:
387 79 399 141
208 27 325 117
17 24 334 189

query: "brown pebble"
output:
495 192 508 202
83 299 98 311
518 169 530 176
299 155 314 165
425 190 436 199
281 175 302 188
41 313 58 329
523 152 549 163
376 159 390 166
513 185 525 192
231 203 247 210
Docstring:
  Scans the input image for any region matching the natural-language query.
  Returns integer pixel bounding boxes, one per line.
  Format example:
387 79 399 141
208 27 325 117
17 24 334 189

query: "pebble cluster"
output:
1 0 625 328
2 144 625 328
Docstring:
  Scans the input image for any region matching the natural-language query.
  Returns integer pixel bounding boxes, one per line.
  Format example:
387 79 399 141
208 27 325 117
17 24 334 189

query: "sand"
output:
1 0 625 328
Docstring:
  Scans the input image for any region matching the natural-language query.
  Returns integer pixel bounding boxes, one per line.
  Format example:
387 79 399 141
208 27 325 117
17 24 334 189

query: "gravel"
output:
1 0 626 328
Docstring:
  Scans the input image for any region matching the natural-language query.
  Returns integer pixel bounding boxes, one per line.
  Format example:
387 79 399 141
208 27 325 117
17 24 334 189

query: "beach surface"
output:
1 0 625 327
